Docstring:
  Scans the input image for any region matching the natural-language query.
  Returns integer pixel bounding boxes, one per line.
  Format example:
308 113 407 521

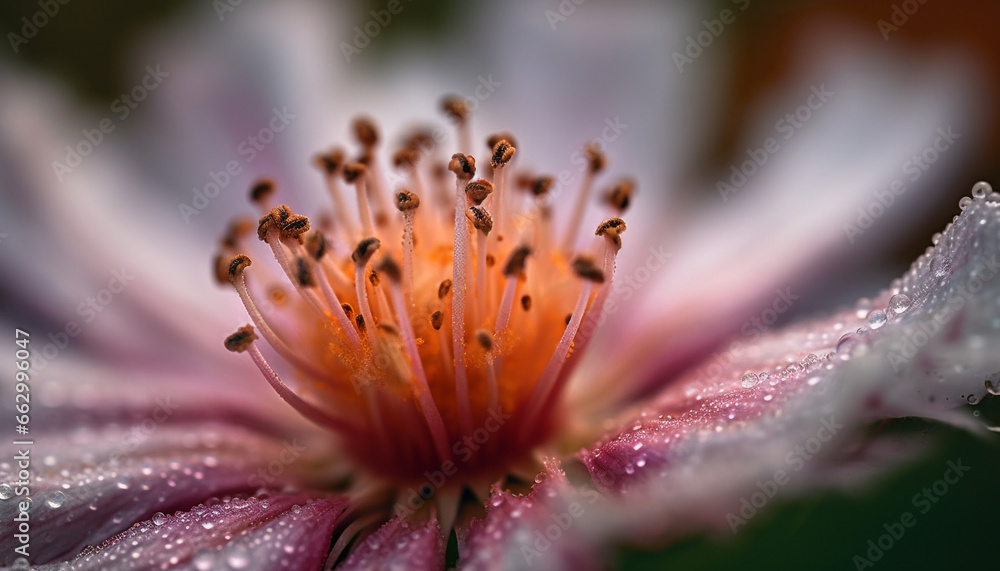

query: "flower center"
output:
217 98 632 496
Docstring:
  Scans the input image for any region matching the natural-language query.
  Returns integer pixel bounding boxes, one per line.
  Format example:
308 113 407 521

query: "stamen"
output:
353 117 392 228
344 162 377 238
226 326 359 434
467 205 493 327
561 143 606 253
313 148 359 240
449 154 476 435
352 238 382 347
378 256 452 461
465 179 493 206
604 179 634 214
489 139 516 240
395 190 420 304
249 178 276 214
441 95 471 154
302 244 360 348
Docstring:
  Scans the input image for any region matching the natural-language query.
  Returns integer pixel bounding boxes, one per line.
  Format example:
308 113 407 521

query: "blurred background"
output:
2 0 999 569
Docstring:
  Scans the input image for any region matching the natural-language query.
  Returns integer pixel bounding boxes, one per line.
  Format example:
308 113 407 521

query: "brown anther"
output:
571 256 605 283
352 117 380 147
464 179 493 205
584 142 606 173
406 129 436 152
279 214 311 240
355 314 366 332
250 178 275 205
352 237 381 265
305 232 327 260
487 132 518 152
486 254 496 268
441 96 469 123
313 148 345 174
221 217 254 249
343 162 367 183
490 139 516 168
224 325 257 353
213 254 229 285
368 269 381 287
342 304 354 320
476 330 493 352
466 206 493 234
521 295 532 311
395 190 420 212
228 255 252 282
296 257 315 287
257 205 291 241
438 279 452 299
376 256 402 283
430 310 444 330
605 180 634 212
529 176 554 197
595 217 627 249
502 246 532 278
448 153 476 179
393 147 419 169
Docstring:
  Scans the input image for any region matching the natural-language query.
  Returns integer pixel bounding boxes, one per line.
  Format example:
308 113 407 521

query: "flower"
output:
1 1 999 570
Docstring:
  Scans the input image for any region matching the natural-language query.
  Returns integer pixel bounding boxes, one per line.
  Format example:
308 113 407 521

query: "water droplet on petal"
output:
0 483 12 500
887 293 912 316
152 512 168 526
986 380 1000 396
959 196 973 211
46 492 66 509
971 181 991 199
931 255 952 278
867 310 887 329
741 373 759 388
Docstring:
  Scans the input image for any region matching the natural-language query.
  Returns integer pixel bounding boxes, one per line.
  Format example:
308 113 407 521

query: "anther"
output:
296 257 315 287
368 269 381 287
342 304 354 320
490 139 516 168
393 147 419 169
476 330 493 352
305 232 327 260
224 325 258 353
595 217 627 250
313 148 345 174
395 190 420 211
605 180 634 212
221 217 254 249
571 256 606 283
448 154 476 180
213 254 229 285
430 310 444 330
487 132 518 153
521 295 532 311
527 176 554 197
250 179 276 206
377 256 403 284
352 116 380 148
438 279 452 299
584 142 606 174
343 162 367 183
466 206 494 234
228 254 252 283
441 96 469 123
464 179 493 205
352 237 382 265
355 314 366 332
502 246 532 278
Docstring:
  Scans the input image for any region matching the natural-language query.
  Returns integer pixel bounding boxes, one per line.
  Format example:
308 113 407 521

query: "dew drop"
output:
202 521 215 530
971 181 992 199
0 483 12 500
931 255 952 278
836 333 858 355
887 293 912 316
986 380 1000 396
867 310 887 329
959 196 972 211
152 512 168 526
741 373 759 389
46 491 66 509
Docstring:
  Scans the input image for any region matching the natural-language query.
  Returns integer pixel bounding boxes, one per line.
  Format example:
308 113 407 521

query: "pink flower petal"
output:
336 514 444 571
458 463 606 571
579 190 1000 540
38 494 348 570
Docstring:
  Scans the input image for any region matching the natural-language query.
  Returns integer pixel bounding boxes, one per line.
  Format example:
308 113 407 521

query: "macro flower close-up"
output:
2 1 1000 569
